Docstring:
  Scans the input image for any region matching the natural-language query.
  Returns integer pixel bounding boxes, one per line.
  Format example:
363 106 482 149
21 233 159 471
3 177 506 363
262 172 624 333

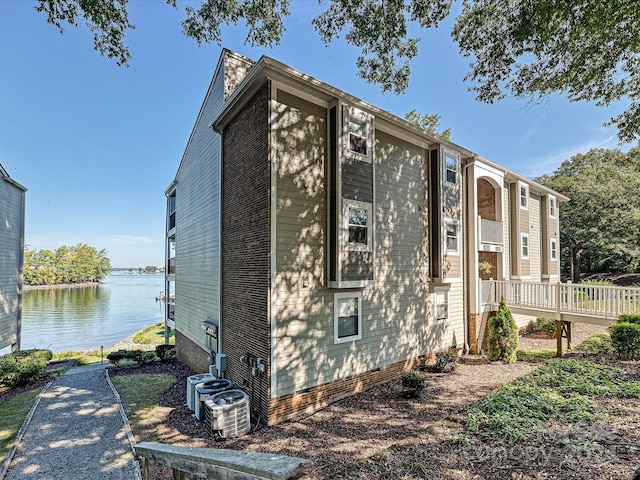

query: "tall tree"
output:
404 109 451 140
34 1 640 142
536 148 640 282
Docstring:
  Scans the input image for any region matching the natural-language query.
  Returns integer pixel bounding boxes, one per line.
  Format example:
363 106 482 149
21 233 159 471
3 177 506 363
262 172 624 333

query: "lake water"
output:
20 273 165 353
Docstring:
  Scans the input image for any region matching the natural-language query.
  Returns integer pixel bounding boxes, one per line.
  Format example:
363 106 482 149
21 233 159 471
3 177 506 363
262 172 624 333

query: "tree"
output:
23 244 112 286
487 298 518 363
536 148 640 282
404 109 451 140
35 1 640 142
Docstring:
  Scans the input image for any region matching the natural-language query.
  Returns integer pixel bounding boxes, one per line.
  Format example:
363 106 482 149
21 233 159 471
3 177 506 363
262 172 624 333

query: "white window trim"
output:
343 105 373 164
344 199 373 252
521 233 530 259
550 238 557 261
519 181 529 210
434 288 449 323
334 291 362 344
442 148 460 187
444 218 460 256
549 195 557 219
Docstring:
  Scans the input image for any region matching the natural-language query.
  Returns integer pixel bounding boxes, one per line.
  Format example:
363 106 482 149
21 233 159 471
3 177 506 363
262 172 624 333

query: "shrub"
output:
0 349 52 388
155 344 176 362
401 370 425 398
125 350 157 366
609 322 640 358
536 317 557 337
106 351 125 367
618 314 640 325
576 333 614 354
432 351 458 373
487 299 519 363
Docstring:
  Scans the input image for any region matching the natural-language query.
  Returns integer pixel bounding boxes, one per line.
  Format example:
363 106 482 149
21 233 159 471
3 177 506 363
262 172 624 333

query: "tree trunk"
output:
570 247 582 283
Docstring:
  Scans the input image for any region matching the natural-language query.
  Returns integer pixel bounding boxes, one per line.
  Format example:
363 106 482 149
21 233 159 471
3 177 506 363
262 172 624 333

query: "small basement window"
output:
334 292 362 343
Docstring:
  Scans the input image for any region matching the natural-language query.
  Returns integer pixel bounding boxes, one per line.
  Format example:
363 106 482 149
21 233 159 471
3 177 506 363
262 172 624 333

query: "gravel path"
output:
3 363 141 480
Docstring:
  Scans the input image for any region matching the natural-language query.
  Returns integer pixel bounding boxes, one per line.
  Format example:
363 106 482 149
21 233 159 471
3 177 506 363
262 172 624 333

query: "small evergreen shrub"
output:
155 344 176 362
487 299 519 363
432 351 458 373
576 333 614 354
125 350 156 366
401 370 425 398
609 322 640 358
0 349 52 387
618 314 640 325
106 351 126 367
536 317 557 337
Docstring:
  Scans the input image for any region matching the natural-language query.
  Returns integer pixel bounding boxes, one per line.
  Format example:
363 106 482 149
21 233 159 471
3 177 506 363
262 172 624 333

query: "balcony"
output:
478 217 503 248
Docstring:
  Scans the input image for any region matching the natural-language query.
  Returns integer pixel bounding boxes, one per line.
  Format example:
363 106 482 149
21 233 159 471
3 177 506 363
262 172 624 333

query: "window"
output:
521 233 530 259
345 199 372 251
519 182 529 210
445 220 459 255
344 106 372 163
334 292 362 343
549 195 556 218
445 154 457 184
435 289 449 323
550 238 557 261
167 236 176 274
168 191 176 230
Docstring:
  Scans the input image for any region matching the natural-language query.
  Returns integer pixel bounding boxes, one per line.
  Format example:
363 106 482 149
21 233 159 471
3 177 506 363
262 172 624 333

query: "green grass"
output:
110 373 176 442
516 349 557 362
133 322 175 345
0 389 42 463
52 350 104 366
464 358 640 443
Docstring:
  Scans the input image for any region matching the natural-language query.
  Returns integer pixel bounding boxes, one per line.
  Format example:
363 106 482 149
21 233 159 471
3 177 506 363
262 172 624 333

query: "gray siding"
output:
0 175 25 350
173 52 254 358
274 116 451 396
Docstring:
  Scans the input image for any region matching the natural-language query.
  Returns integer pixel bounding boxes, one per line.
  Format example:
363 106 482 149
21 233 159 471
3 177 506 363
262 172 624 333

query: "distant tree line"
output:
537 147 640 282
23 244 112 286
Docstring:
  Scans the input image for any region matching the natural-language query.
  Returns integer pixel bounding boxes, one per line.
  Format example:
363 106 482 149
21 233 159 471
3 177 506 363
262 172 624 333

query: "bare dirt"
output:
107 323 640 480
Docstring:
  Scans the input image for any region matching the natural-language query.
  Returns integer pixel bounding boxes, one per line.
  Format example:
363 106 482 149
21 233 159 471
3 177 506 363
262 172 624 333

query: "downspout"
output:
461 157 476 355
16 189 26 352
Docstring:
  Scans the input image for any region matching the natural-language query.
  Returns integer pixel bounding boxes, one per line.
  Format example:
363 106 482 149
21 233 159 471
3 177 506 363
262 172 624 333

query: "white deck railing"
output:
481 280 640 321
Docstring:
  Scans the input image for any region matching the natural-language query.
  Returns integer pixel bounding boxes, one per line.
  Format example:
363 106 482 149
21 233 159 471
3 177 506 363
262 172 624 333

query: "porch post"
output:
555 282 562 357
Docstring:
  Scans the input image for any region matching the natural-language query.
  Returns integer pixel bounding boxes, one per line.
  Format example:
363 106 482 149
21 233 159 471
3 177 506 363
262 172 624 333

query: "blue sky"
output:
0 1 629 268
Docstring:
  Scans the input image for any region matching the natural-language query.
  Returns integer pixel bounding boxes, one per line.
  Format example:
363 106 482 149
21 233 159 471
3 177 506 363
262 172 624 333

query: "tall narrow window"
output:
549 196 556 218
521 233 530 259
334 292 362 343
519 182 529 210
445 154 457 184
445 221 459 254
168 191 176 230
550 238 557 261
343 106 373 163
345 199 372 251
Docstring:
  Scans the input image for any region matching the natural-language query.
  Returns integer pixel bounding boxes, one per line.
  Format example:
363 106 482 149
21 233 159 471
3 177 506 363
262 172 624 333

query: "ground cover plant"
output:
0 389 41 464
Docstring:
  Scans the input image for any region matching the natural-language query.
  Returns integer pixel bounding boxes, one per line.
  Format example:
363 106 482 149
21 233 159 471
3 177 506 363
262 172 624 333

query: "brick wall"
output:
176 331 211 373
477 178 497 221
221 81 271 422
268 356 423 425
